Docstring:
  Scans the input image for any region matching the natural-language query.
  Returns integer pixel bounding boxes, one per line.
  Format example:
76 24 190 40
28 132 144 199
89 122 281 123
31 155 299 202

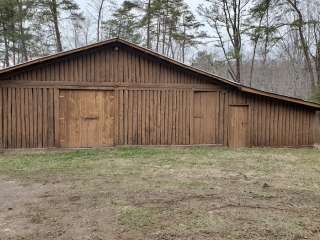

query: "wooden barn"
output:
0 38 319 149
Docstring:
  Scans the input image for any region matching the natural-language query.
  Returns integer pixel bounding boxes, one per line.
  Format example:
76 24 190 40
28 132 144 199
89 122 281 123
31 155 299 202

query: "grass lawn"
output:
0 147 320 240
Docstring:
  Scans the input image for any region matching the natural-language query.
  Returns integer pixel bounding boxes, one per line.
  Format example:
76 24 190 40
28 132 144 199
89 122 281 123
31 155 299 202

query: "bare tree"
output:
285 0 316 88
199 0 251 83
96 0 106 41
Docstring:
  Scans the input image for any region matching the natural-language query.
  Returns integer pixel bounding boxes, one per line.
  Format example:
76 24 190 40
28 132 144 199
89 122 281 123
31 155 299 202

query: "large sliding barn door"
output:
59 90 114 148
193 91 219 144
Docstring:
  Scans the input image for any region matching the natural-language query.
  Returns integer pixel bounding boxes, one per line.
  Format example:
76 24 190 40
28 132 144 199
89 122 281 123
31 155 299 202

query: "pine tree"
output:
174 3 205 62
102 1 142 44
247 0 282 85
0 0 35 66
0 0 16 67
37 0 81 52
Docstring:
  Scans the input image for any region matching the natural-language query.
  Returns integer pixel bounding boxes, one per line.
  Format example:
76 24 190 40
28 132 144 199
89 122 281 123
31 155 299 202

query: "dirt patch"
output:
0 177 117 240
0 177 46 239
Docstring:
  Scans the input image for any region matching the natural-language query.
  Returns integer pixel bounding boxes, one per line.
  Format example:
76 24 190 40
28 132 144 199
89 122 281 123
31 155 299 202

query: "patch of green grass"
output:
176 180 210 190
0 147 319 188
112 147 172 158
0 150 103 174
118 206 156 230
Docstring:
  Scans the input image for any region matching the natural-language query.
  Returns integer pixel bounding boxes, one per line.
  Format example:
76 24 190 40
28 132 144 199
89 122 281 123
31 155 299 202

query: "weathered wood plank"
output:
37 88 43 148
43 88 48 147
16 88 21 148
48 88 55 147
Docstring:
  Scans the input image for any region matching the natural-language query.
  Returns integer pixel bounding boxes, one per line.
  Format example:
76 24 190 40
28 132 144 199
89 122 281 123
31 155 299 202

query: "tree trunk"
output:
235 53 241 83
51 0 63 52
297 20 315 88
146 0 151 49
162 1 169 55
234 36 241 83
162 15 166 55
286 0 315 88
262 8 270 65
250 11 266 86
4 38 10 67
166 25 172 57
156 17 160 52
250 39 258 87
12 41 16 66
97 0 105 42
17 0 28 62
316 42 320 87
182 24 186 63
182 41 185 63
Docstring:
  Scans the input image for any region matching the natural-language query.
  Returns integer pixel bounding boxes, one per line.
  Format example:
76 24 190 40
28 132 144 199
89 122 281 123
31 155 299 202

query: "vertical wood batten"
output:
7 88 12 148
20 89 25 148
3 89 8 148
48 88 55 147
11 88 16 147
16 89 21 147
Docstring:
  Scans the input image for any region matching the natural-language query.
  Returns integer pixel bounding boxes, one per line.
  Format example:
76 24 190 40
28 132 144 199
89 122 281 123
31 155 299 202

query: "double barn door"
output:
59 90 114 148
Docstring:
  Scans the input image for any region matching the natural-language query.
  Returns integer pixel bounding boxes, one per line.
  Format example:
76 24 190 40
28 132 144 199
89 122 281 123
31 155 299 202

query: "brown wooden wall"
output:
0 43 318 148
6 46 215 87
115 89 192 145
0 87 58 148
245 94 315 147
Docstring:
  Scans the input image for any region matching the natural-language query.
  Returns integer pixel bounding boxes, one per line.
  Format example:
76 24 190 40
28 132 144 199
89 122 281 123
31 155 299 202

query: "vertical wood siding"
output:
236 93 315 147
0 87 56 148
115 89 192 145
7 47 216 88
0 44 318 148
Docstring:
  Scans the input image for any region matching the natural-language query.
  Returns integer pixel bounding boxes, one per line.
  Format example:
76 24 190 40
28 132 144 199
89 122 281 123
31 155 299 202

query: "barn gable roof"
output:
0 38 319 109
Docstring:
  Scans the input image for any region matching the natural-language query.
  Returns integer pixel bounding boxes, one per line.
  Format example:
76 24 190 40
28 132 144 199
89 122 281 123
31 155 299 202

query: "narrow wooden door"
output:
228 105 249 148
193 91 218 144
59 90 114 148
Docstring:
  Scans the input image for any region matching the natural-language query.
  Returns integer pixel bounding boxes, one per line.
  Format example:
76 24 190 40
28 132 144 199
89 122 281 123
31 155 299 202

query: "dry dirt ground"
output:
0 147 320 240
